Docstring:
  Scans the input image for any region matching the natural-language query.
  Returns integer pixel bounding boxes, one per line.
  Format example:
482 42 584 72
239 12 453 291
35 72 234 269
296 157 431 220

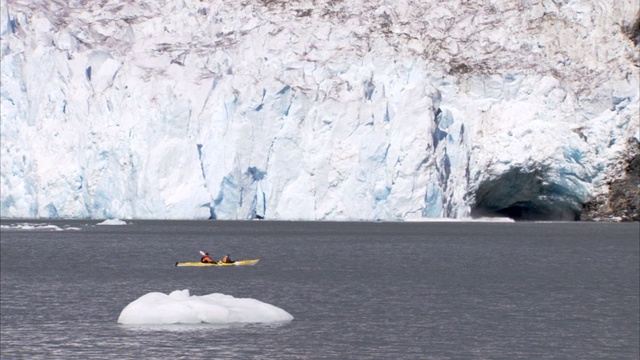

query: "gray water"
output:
1 220 638 359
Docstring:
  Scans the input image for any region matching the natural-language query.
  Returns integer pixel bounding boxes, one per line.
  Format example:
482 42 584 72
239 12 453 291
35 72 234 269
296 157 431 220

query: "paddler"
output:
221 254 235 264
200 252 215 263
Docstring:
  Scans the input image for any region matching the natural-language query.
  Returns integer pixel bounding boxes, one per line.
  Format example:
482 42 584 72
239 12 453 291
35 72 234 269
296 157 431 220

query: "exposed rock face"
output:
627 10 640 45
581 139 640 222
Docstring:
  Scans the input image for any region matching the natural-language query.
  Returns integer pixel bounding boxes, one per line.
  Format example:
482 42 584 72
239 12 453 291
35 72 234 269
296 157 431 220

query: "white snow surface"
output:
1 0 638 220
117 289 294 325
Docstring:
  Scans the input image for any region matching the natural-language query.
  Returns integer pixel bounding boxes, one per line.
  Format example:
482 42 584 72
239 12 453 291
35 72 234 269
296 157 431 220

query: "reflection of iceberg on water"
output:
117 290 294 325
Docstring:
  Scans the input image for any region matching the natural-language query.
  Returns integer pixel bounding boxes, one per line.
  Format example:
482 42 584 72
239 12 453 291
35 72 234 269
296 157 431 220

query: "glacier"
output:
1 0 638 221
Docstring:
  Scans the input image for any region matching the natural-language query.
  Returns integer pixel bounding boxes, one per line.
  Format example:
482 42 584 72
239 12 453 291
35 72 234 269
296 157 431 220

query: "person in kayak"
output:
221 254 235 264
201 253 215 263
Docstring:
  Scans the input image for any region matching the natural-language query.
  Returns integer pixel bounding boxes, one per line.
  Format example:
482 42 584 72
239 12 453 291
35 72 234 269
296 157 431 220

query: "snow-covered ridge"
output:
1 0 638 221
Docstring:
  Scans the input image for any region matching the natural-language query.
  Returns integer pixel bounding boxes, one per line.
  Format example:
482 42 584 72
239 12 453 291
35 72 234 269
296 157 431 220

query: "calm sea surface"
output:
1 220 638 359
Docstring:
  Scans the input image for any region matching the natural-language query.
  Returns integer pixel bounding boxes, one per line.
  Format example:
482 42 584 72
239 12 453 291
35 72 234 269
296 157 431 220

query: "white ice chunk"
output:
117 290 294 325
96 219 127 225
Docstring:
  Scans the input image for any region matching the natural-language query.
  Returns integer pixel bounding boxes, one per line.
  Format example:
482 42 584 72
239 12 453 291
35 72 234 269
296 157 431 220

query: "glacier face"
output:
1 0 638 221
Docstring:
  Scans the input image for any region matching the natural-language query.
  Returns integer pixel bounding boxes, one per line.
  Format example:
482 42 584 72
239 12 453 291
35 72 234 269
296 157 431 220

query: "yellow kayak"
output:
175 259 260 267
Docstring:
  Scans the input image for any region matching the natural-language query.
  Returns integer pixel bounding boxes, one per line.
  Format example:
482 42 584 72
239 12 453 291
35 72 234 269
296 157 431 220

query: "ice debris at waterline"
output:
117 290 294 325
0 223 80 231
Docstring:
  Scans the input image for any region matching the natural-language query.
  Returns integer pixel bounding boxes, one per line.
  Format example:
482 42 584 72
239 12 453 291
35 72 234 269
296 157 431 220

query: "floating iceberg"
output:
117 290 294 325
96 219 127 225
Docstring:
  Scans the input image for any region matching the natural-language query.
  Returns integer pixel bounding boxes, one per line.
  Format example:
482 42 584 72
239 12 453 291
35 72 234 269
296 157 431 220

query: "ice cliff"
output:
1 0 639 221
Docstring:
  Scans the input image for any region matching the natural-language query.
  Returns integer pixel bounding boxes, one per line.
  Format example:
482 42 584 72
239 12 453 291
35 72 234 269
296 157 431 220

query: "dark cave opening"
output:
471 168 582 221
492 201 580 221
